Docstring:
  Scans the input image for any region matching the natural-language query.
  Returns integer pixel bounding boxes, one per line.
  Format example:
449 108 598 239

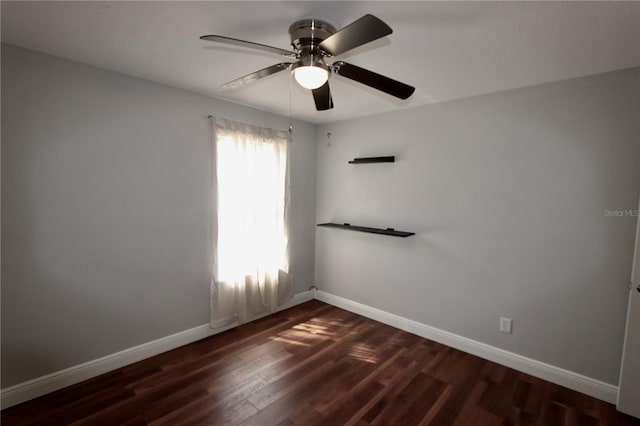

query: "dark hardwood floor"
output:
2 300 638 425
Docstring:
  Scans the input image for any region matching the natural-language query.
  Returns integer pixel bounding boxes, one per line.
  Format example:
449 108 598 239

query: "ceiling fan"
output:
200 14 415 111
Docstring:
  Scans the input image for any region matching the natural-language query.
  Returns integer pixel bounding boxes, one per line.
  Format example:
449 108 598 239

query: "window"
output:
210 117 292 326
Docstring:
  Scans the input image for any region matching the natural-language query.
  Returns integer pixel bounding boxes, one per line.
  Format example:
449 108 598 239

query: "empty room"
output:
1 1 639 425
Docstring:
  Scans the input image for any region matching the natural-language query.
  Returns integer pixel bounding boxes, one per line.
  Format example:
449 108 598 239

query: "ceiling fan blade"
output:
333 61 415 99
312 81 334 111
200 35 296 57
221 62 292 89
318 14 392 56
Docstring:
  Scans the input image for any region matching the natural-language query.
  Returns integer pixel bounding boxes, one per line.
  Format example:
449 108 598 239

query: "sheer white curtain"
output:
210 117 292 327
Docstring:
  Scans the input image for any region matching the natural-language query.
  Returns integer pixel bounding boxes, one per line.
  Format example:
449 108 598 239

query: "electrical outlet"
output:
500 317 512 334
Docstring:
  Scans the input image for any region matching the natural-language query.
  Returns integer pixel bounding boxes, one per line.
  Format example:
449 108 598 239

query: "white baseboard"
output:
0 289 315 409
314 290 618 404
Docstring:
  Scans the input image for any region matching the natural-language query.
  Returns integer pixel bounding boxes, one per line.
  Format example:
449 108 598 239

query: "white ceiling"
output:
2 1 639 124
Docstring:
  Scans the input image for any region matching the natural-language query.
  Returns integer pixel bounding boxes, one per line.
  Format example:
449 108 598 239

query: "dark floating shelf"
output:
348 156 395 164
317 222 415 238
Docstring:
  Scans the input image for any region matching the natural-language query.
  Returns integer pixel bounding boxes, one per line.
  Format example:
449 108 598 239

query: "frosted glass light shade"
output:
293 66 329 89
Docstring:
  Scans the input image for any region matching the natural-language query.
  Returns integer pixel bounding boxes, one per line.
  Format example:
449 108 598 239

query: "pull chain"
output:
289 67 293 135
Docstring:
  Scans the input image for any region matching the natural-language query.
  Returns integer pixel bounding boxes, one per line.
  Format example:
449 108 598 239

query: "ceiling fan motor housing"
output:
288 19 336 55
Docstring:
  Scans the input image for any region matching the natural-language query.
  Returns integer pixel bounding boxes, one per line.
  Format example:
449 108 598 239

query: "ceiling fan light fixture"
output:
292 53 329 90
293 65 329 89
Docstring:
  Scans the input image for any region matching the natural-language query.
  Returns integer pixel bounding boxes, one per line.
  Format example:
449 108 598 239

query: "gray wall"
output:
315 68 640 385
0 45 317 387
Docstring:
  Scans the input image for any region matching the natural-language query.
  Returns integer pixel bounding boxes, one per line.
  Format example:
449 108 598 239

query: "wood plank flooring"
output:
2 300 638 425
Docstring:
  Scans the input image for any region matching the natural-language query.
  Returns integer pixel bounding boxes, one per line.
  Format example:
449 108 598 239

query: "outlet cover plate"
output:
500 317 512 334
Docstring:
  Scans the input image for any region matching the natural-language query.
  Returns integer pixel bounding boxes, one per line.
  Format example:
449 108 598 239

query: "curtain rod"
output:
204 114 292 134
